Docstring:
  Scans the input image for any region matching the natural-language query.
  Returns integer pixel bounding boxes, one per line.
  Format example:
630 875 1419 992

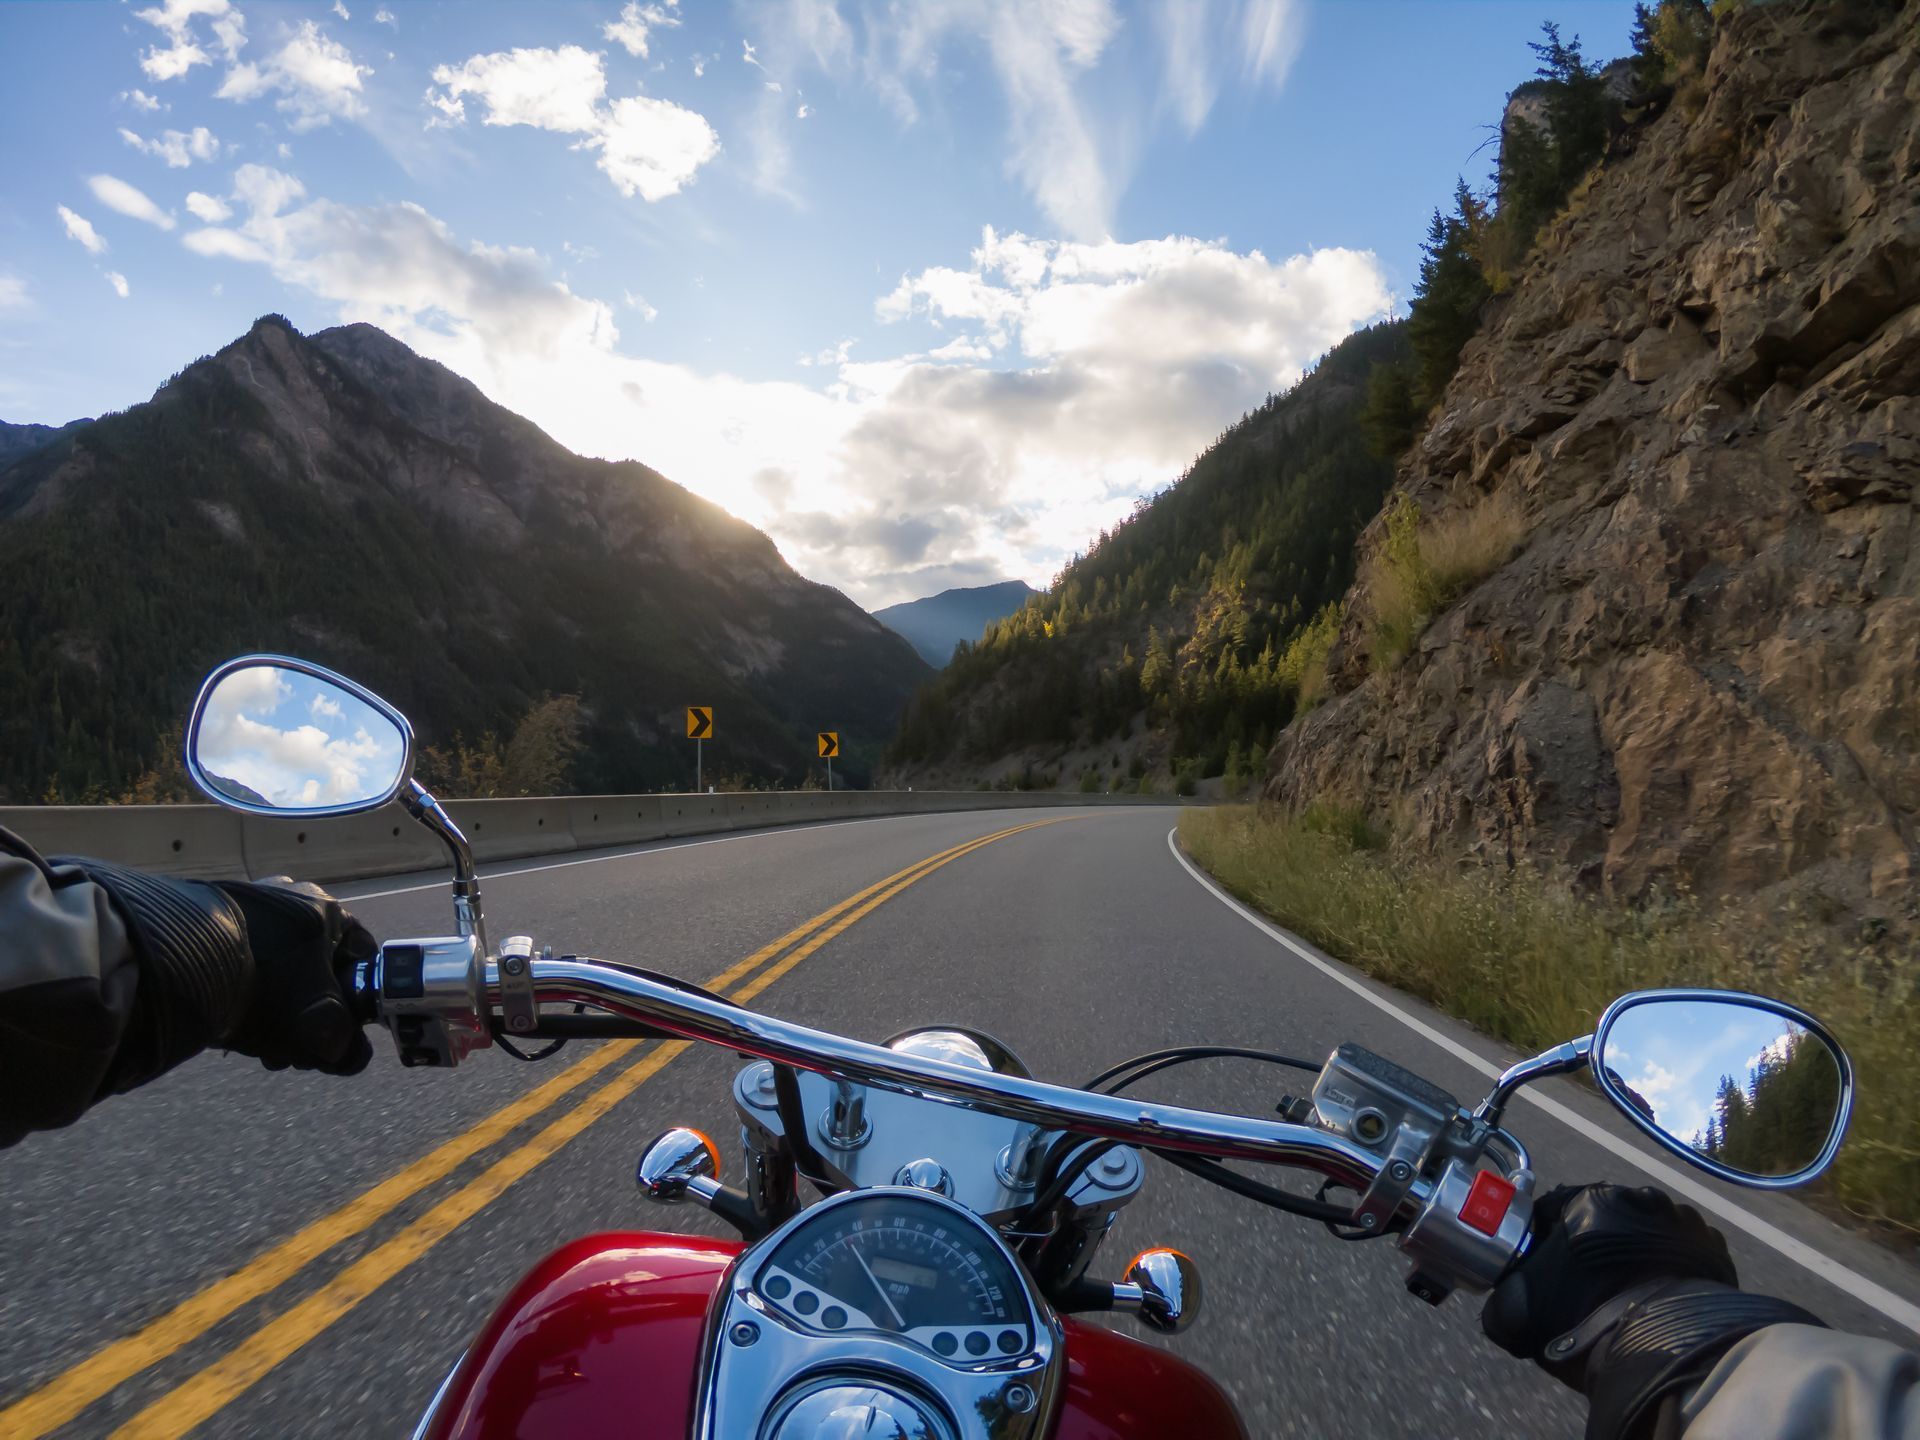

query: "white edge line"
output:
340 814 908 902
1165 826 1920 1336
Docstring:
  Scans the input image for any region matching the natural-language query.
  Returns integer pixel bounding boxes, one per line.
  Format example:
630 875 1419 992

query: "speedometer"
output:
755 1193 1033 1361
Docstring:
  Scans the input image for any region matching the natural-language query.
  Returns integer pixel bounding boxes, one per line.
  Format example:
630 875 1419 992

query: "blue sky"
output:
0 0 1633 606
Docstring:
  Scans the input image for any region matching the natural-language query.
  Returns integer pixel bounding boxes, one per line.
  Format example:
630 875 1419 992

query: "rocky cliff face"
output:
1268 2 1920 924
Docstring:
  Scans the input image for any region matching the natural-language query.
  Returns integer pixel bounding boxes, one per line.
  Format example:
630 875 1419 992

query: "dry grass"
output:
1366 490 1528 666
1179 804 1920 1246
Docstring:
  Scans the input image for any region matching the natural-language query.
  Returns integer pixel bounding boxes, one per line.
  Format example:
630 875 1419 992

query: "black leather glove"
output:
213 878 375 1076
70 861 373 1086
1484 1184 1823 1440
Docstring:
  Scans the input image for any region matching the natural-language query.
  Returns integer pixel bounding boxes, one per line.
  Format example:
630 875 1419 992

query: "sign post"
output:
687 706 713 791
817 731 839 792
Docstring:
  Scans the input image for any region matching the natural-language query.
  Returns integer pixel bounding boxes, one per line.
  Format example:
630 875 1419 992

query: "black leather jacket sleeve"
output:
0 826 141 1146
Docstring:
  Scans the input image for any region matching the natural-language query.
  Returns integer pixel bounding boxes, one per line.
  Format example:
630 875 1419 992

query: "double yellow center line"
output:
5 817 1061 1440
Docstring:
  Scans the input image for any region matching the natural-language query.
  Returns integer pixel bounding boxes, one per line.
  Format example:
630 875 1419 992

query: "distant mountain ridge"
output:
0 315 928 800
0 419 88 469
874 581 1038 667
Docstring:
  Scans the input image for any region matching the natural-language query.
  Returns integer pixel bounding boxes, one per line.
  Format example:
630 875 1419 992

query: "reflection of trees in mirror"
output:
1699 1030 1840 1178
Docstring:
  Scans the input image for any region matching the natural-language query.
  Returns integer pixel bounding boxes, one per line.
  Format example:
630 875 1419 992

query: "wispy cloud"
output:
87 175 175 230
604 0 681 59
217 20 371 130
425 45 719 201
133 0 246 82
57 205 108 255
118 125 221 167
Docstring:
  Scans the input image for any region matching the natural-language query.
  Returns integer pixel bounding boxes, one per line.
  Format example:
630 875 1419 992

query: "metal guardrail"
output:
0 790 1185 883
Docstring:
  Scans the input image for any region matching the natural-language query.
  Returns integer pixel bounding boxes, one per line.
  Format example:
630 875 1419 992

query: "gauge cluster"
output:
697 1188 1059 1440
756 1192 1033 1362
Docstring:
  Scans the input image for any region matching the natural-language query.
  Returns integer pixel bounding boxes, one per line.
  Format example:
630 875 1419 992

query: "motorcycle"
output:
183 654 1857 1439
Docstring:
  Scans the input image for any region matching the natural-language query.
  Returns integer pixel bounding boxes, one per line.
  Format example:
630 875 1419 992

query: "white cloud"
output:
428 46 606 132
106 271 132 299
87 174 175 230
426 46 719 201
310 692 343 718
332 0 350 18
56 206 109 255
593 94 721 199
134 0 245 81
186 190 234 222
374 7 396 26
217 20 370 130
185 173 1390 605
604 1 680 58
119 125 222 167
623 290 658 321
796 102 811 119
123 88 166 112
0 274 28 311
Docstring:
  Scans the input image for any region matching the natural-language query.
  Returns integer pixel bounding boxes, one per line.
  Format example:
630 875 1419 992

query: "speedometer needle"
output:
850 1242 908 1329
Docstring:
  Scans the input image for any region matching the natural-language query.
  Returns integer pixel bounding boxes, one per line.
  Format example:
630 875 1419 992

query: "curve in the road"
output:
5 817 1068 1440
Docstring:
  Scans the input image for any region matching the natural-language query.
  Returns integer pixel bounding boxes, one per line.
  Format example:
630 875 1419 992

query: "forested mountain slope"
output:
884 320 1407 791
1269 0 1920 921
0 316 927 800
874 580 1038 668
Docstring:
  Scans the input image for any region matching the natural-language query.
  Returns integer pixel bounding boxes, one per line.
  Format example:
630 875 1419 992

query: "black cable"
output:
1083 1045 1320 1095
1153 1150 1356 1225
496 1033 567 1062
1019 1137 1122 1226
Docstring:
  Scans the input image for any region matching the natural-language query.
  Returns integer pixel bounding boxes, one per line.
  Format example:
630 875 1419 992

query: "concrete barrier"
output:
0 790 1186 885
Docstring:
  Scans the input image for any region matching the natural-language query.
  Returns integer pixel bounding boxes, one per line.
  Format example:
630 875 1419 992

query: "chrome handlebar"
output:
510 955 1401 1195
362 938 1531 1297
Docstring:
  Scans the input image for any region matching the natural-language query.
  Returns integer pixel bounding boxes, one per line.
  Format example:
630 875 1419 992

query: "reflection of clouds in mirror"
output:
197 667 404 809
1607 1002 1832 1175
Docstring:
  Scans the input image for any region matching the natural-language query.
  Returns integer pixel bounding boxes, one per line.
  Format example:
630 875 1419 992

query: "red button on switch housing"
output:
1459 1170 1516 1236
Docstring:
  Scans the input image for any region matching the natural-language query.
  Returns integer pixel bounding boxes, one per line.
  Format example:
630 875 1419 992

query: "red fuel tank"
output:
419 1232 1246 1439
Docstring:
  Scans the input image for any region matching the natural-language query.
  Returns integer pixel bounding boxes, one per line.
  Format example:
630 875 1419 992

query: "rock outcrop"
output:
1267 2 1920 924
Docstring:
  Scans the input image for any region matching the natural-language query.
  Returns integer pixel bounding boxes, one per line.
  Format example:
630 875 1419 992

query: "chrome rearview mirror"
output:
1590 989 1853 1189
187 655 414 816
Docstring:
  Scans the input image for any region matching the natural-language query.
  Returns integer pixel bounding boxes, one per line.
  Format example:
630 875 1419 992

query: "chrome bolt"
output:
1359 1213 1378 1230
743 1062 779 1110
1097 1151 1132 1180
1548 1336 1574 1357
1389 1160 1413 1182
730 1321 760 1347
1003 1383 1036 1414
508 1013 534 1032
502 955 526 976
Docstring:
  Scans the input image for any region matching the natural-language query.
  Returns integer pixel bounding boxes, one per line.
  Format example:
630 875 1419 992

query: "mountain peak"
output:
0 318 927 801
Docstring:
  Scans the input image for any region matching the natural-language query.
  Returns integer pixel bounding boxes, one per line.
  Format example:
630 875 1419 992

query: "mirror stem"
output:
1474 1035 1591 1129
403 780 489 958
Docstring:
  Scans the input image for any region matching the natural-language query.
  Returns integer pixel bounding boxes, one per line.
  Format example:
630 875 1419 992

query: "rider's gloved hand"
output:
62 861 373 1089
1483 1184 1824 1440
212 878 375 1076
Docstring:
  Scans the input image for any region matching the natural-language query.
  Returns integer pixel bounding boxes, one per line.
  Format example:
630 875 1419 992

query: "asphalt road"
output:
3 806 1916 1438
